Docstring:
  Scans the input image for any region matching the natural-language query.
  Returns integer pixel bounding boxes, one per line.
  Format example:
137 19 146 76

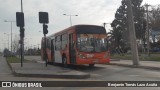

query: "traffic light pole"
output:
20 27 22 67
16 0 24 67
20 27 24 67
44 34 47 67
43 24 48 67
20 28 22 67
39 12 49 67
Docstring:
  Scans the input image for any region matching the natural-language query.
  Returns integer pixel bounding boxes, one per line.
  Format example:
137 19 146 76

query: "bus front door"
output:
69 33 76 64
51 39 55 62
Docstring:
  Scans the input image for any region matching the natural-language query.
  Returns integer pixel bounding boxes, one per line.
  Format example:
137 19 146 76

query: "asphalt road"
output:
72 64 160 81
0 55 160 90
23 56 160 81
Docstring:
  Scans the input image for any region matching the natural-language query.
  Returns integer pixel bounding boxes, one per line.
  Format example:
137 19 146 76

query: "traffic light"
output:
16 12 25 27
20 27 25 38
43 24 48 34
19 40 22 44
39 12 49 24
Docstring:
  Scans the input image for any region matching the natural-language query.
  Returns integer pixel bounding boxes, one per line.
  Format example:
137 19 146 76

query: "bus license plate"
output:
93 60 98 63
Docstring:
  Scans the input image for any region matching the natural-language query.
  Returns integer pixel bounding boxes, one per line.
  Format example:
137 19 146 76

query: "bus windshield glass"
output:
77 34 108 52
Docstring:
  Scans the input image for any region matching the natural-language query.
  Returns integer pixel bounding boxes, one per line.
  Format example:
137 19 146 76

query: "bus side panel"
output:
65 45 70 64
46 48 52 62
41 38 44 61
54 51 62 63
41 48 44 61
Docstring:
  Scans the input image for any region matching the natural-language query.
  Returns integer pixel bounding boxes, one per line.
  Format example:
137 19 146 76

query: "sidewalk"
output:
0 56 12 74
8 62 90 79
110 59 160 70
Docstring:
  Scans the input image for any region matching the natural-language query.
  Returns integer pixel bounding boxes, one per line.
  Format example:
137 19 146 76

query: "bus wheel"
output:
44 54 48 64
89 64 95 67
62 57 67 67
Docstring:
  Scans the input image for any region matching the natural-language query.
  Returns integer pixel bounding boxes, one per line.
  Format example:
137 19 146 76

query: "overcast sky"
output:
0 0 159 52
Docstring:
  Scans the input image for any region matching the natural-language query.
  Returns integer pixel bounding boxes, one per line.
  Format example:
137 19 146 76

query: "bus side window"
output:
55 35 62 51
62 34 68 50
55 36 58 50
49 39 51 49
47 39 49 49
51 39 55 52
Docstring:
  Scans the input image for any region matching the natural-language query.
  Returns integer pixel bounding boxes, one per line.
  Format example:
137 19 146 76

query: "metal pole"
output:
20 38 22 67
43 27 47 67
4 21 15 52
145 4 150 56
4 33 9 50
22 37 24 61
20 0 24 67
21 0 23 12
63 14 78 26
11 22 12 56
126 0 139 65
38 44 40 49
8 34 9 50
103 23 106 30
70 15 72 26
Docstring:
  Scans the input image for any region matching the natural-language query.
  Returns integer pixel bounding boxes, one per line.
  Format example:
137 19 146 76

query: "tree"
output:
149 5 160 28
3 48 10 57
111 0 146 52
12 35 19 54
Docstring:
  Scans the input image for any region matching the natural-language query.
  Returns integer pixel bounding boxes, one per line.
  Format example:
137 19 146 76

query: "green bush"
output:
6 56 30 63
111 54 160 61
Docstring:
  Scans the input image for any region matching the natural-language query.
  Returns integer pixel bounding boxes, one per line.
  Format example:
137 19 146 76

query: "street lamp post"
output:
26 38 32 55
144 4 151 56
37 44 40 50
63 14 78 26
24 38 28 51
103 23 111 52
103 23 110 28
30 44 32 55
4 20 16 55
4 33 9 50
103 23 111 32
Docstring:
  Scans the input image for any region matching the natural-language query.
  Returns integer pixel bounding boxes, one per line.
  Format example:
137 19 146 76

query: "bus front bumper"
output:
76 58 110 64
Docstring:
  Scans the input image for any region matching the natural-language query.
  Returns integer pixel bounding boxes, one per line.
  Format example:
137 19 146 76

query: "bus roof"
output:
75 25 106 34
46 24 106 38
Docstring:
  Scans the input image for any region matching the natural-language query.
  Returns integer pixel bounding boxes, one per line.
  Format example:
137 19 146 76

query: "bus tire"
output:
41 53 45 61
89 64 95 67
62 57 67 67
44 54 48 64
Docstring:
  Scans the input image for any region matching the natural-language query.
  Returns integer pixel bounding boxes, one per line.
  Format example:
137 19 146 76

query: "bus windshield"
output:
77 34 108 52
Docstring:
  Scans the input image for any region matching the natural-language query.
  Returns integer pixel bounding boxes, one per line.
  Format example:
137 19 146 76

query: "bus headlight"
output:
78 54 86 59
104 52 109 58
86 54 94 58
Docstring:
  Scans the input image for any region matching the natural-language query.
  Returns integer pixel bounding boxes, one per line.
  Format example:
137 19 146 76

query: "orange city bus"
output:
41 25 110 67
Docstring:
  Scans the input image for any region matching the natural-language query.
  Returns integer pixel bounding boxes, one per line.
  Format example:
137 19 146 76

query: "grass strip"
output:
6 56 31 63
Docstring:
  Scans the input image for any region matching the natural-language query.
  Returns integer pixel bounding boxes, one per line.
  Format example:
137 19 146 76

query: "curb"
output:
109 63 160 70
110 59 120 61
5 57 15 74
5 57 90 79
13 72 90 79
